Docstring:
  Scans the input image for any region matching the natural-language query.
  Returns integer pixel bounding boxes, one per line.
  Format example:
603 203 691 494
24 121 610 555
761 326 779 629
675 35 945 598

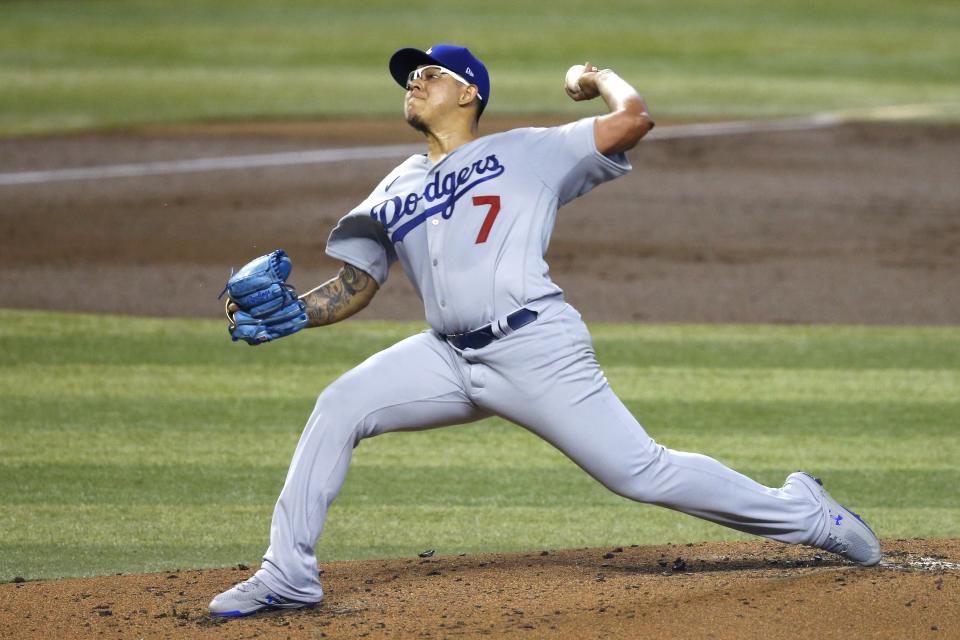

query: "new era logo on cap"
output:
389 44 491 116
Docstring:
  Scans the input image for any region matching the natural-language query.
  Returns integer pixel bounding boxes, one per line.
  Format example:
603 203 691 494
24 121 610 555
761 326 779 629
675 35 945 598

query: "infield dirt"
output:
1 118 958 324
1 119 958 638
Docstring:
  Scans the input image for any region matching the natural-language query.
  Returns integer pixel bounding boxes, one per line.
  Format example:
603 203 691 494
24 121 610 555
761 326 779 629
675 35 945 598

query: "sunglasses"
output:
406 65 482 99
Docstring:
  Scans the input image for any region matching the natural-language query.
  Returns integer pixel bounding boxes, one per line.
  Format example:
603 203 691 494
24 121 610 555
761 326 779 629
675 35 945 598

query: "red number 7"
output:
472 195 501 244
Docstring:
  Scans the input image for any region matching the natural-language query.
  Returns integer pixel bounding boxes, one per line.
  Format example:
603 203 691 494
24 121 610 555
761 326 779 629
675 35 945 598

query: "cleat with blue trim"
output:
208 576 320 617
788 472 881 566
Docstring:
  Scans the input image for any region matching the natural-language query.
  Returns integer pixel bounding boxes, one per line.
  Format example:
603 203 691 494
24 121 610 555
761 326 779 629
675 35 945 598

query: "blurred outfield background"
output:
1 0 959 135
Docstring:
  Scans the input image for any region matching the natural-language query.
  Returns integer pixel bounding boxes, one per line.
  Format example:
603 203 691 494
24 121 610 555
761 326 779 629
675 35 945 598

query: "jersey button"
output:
440 300 446 308
431 219 439 226
432 259 438 266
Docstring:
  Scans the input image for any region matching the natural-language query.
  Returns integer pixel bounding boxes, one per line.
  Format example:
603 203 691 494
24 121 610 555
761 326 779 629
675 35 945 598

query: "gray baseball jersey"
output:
325 116 629 334
252 118 830 603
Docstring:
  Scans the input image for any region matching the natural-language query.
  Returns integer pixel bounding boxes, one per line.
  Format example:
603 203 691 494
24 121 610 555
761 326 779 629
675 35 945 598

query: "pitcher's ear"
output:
459 85 479 106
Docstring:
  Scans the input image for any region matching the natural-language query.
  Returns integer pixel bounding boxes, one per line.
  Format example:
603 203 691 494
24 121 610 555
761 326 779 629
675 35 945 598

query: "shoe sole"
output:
210 601 319 618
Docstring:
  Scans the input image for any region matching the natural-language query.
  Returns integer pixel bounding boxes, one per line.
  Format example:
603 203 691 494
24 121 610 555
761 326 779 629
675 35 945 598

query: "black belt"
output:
444 308 539 350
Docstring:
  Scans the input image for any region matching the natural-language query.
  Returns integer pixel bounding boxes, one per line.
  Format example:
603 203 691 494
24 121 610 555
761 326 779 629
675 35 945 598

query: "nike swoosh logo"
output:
384 175 401 192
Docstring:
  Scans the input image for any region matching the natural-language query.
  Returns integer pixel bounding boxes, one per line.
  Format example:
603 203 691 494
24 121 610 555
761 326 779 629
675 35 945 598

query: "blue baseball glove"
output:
221 250 308 345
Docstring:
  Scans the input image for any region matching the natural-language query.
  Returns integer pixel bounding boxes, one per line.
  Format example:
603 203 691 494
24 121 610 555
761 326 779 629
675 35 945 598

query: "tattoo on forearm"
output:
303 281 343 327
301 264 376 327
340 264 372 297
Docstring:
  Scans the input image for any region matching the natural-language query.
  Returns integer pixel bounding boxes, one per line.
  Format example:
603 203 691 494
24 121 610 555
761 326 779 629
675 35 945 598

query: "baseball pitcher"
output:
210 44 881 617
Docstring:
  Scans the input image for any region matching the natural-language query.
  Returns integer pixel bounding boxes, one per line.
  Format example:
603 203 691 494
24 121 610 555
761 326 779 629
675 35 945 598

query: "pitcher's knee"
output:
603 473 662 503
594 448 670 504
308 380 371 444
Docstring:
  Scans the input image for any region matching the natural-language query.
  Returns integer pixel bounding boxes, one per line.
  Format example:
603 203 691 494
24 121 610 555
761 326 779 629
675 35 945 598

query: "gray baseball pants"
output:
256 302 822 602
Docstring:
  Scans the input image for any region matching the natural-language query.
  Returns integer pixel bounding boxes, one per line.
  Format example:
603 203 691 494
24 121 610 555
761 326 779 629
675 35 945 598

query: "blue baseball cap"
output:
389 44 490 116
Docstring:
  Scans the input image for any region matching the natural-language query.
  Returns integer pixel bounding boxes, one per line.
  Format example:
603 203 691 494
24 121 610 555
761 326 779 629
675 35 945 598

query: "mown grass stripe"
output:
3 463 957 509
4 421 959 467
2 363 956 403
5 503 953 541
4 311 959 370
2 395 958 436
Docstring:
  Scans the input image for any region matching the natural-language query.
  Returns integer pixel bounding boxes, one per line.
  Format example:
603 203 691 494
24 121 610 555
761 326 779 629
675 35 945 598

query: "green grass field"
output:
1 309 957 581
1 0 959 135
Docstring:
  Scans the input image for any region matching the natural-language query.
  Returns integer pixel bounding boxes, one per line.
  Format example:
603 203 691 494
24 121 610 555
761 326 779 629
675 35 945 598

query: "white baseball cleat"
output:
208 575 321 617
788 471 882 566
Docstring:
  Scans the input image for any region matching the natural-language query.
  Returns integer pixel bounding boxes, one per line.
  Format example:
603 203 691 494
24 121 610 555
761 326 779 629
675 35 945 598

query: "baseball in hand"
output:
565 64 585 94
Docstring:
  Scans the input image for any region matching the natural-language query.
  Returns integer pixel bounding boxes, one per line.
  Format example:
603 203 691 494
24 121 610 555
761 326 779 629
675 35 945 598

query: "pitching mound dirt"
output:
2 539 957 639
